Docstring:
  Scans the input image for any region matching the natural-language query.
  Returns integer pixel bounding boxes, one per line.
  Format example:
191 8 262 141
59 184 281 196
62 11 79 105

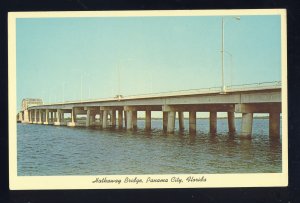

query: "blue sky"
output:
16 15 281 111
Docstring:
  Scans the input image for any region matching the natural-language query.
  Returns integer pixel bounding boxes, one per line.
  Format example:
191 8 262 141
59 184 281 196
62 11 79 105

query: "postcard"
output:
8 9 287 189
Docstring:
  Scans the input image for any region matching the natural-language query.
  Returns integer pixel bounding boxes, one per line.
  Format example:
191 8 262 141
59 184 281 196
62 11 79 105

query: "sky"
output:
16 15 282 112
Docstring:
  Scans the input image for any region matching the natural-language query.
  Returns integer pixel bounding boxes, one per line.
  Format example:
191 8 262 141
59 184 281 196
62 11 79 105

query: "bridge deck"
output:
27 85 281 110
19 83 282 137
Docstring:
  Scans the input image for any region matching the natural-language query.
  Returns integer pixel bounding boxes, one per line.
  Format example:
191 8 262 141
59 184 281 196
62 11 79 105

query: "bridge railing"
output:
39 81 282 105
124 81 282 99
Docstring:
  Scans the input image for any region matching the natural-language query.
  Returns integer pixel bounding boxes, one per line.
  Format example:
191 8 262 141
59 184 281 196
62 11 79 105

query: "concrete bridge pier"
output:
44 109 49 125
86 109 91 127
126 110 133 130
167 111 176 133
38 109 43 124
99 110 103 128
178 111 185 131
21 110 29 123
61 110 65 124
54 110 57 123
145 110 151 131
28 110 32 123
163 112 168 132
91 112 96 126
189 111 196 134
228 112 236 133
51 111 55 123
269 112 280 138
54 111 57 122
33 109 37 124
111 110 116 128
33 110 36 123
83 107 97 127
132 111 137 130
55 109 67 126
102 110 108 129
67 108 77 127
31 110 34 123
241 113 253 137
124 106 137 130
54 109 62 125
118 110 123 128
210 111 217 134
124 111 127 128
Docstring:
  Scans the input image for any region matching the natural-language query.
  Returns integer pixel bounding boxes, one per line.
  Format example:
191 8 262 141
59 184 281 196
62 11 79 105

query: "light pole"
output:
221 16 240 93
116 58 133 100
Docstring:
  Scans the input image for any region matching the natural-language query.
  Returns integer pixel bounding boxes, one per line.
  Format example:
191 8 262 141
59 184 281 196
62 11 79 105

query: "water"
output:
17 118 282 176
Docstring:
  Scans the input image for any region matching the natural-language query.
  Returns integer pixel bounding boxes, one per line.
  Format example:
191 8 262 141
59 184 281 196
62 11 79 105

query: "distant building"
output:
18 99 43 123
22 98 43 111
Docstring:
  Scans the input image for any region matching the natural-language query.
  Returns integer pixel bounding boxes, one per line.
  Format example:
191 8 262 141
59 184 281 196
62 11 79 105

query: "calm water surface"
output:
17 118 282 175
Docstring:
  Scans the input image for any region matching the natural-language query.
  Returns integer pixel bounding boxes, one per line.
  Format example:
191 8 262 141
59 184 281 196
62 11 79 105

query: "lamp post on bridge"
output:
116 58 133 100
221 16 240 93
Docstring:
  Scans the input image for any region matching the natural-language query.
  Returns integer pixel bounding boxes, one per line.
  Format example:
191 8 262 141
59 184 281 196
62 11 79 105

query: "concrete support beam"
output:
99 110 103 128
178 111 185 131
34 109 37 123
126 111 133 130
68 108 77 127
235 103 281 113
44 109 49 124
54 109 61 125
269 112 280 138
124 111 127 128
111 110 116 127
145 110 151 131
54 109 66 126
124 105 161 111
32 110 35 123
241 113 253 137
210 111 217 134
189 111 196 134
162 104 234 112
53 111 56 122
28 111 31 123
118 110 123 128
22 110 29 123
57 110 61 122
59 109 64 123
227 112 236 133
167 111 176 133
86 109 91 127
102 110 108 128
84 107 99 111
91 112 96 126
20 112 23 121
163 112 168 132
51 112 54 122
132 111 137 130
38 110 42 124
31 110 34 123
49 111 51 122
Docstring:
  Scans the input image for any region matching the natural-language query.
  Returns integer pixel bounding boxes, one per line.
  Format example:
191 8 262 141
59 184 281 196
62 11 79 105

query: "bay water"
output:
17 118 282 176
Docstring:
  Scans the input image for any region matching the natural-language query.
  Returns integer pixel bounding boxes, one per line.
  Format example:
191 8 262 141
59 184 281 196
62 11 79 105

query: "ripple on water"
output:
17 119 282 176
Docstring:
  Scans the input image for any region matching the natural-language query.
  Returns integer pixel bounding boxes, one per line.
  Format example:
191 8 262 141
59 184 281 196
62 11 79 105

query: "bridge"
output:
17 82 282 137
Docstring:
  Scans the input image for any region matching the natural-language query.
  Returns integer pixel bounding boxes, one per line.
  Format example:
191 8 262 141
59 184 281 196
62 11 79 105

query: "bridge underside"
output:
20 102 281 138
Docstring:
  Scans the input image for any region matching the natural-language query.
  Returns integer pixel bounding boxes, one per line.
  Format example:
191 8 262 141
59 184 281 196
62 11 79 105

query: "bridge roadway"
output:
18 84 282 137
